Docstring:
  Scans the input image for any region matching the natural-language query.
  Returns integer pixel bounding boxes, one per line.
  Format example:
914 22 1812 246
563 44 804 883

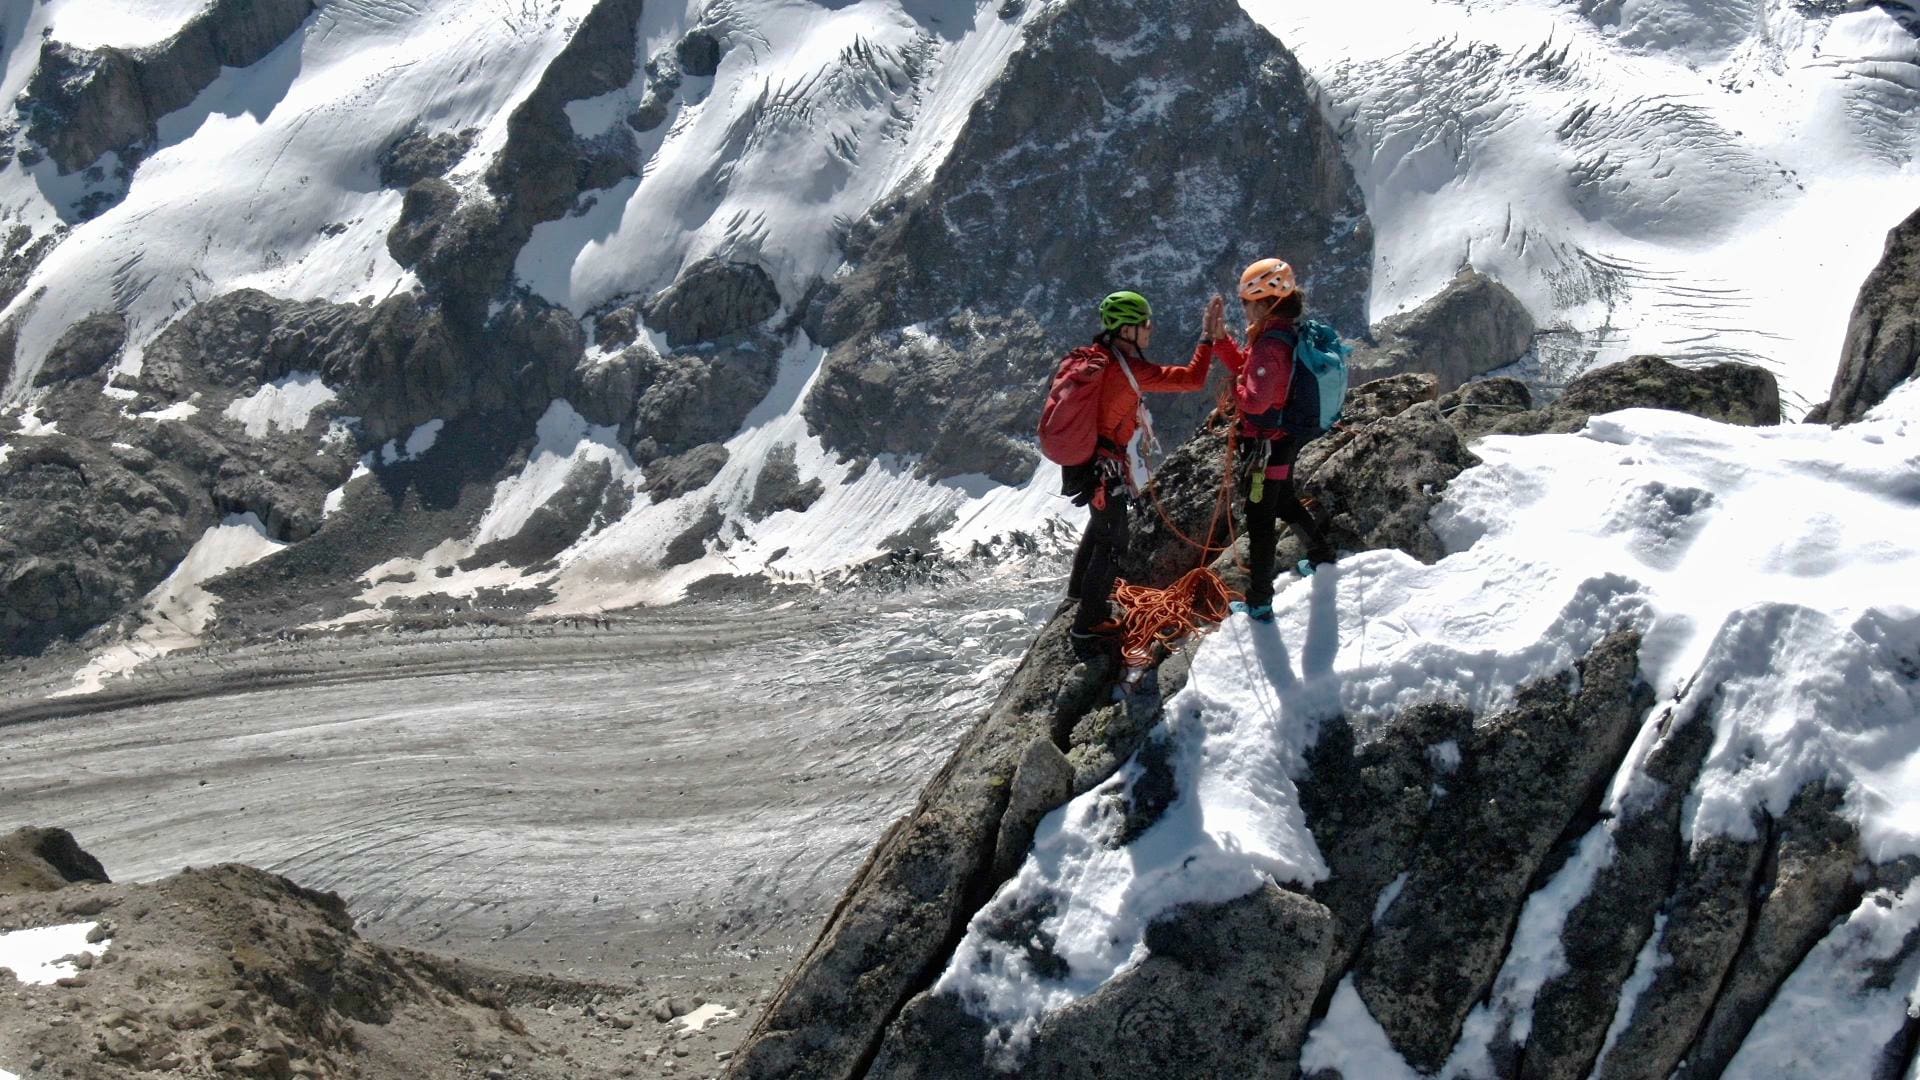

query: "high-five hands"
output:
1202 293 1229 344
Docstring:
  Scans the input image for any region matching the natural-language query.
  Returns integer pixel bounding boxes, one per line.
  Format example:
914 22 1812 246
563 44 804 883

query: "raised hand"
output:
1203 293 1227 342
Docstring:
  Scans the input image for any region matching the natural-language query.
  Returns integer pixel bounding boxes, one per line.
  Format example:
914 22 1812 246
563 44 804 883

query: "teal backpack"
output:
1271 320 1353 437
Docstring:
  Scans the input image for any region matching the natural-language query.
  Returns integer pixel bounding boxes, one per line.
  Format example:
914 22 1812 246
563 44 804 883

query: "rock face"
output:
19 0 319 174
1812 203 1920 423
1349 269 1536 392
872 885 1334 1080
377 126 477 188
802 0 1370 482
0 435 215 656
1353 630 1652 1072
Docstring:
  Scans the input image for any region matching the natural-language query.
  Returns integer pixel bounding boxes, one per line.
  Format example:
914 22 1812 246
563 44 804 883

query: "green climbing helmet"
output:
1098 290 1153 332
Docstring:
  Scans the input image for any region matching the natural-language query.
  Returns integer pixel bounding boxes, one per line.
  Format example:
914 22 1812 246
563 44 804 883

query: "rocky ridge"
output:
720 355 1906 1080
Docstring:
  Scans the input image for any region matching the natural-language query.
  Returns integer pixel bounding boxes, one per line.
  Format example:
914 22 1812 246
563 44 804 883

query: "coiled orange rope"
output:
1111 395 1246 669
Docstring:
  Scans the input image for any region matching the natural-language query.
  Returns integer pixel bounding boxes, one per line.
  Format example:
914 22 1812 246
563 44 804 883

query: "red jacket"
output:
1094 343 1214 453
1205 317 1296 436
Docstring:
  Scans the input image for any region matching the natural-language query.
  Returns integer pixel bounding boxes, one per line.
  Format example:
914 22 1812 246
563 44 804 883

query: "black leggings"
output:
1244 437 1332 608
1068 486 1130 633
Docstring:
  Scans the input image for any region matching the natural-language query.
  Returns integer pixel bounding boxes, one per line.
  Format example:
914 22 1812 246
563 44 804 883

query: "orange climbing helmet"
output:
1238 258 1298 302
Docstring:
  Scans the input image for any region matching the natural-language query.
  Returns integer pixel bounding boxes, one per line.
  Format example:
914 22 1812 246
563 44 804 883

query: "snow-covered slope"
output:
930 381 1920 1075
1259 0 1920 411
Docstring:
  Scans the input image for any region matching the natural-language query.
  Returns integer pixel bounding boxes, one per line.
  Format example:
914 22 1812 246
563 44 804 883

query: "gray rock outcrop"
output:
32 311 126 386
1493 354 1781 435
377 126 477 188
1353 630 1652 1072
746 444 825 520
649 259 782 348
802 0 1371 482
629 337 782 462
0 435 214 655
643 443 731 503
20 0 318 174
1349 269 1536 392
1810 203 1920 423
0 224 64 313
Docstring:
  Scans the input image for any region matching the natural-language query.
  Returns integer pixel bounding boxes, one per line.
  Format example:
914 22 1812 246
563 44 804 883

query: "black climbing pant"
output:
1244 436 1333 609
1068 483 1130 634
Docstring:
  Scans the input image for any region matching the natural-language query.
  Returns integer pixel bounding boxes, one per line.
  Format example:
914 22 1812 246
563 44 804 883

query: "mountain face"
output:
801 0 1369 484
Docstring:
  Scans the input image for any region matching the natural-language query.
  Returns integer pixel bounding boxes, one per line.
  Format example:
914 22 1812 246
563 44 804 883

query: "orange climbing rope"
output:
1110 394 1246 669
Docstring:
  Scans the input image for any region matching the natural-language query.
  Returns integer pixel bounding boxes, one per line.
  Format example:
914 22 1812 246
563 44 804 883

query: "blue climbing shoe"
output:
1296 558 1317 577
1229 600 1275 623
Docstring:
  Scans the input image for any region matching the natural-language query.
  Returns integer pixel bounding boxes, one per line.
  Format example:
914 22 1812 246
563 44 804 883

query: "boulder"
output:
32 312 126 386
1813 203 1920 423
802 0 1369 480
1307 401 1481 565
1494 355 1780 435
1438 376 1534 441
1349 270 1536 392
0 827 111 897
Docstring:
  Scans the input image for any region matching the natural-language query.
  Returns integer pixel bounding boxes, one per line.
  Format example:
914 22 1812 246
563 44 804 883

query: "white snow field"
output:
4 0 1918 615
1256 0 1920 412
936 382 1920 1073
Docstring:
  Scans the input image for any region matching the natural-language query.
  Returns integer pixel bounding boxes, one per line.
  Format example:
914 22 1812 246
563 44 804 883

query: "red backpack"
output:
1037 346 1112 466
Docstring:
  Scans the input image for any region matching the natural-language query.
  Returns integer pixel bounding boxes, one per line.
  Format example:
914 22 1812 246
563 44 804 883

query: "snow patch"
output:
380 419 444 465
1724 879 1920 1078
135 400 200 422
222 372 336 438
0 922 112 986
1300 978 1425 1080
673 1002 738 1032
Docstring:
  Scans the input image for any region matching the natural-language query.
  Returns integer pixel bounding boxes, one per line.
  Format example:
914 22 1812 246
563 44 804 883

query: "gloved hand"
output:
1096 455 1128 495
